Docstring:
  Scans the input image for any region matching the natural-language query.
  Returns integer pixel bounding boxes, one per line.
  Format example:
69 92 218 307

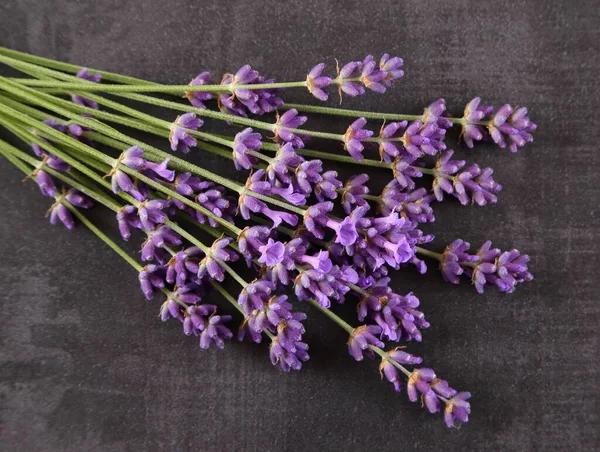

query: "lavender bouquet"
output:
0 47 535 428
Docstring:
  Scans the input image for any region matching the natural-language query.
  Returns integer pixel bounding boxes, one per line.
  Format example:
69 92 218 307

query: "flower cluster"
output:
219 65 283 116
440 240 532 293
306 54 404 101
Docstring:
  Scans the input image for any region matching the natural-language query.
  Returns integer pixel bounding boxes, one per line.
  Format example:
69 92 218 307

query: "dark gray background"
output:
0 0 598 451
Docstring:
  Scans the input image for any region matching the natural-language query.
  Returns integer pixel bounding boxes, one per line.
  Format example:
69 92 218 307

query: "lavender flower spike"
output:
306 63 332 101
197 237 239 282
489 104 536 153
347 325 384 361
34 170 56 197
444 392 472 428
344 118 373 161
71 68 101 109
461 97 493 148
184 72 213 109
379 54 404 87
47 200 75 230
169 113 203 154
379 348 422 391
274 109 307 148
258 238 286 266
407 368 440 413
232 128 262 170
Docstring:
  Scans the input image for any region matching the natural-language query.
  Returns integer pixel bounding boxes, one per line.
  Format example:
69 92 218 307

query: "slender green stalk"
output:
282 102 491 127
0 46 156 86
10 79 308 93
415 246 443 261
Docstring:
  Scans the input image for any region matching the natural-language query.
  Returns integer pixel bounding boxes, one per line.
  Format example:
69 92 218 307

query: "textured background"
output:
0 0 598 451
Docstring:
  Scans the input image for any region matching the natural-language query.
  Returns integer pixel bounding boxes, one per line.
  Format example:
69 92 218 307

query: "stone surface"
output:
0 0 598 450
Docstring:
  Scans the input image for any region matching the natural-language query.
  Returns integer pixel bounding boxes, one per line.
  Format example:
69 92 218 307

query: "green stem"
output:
307 299 354 334
0 46 156 86
416 246 443 261
10 79 308 93
282 103 491 127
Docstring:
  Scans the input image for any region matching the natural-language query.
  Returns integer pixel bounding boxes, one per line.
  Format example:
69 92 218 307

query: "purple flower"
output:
197 237 239 282
335 60 365 97
295 159 323 194
294 263 357 308
200 313 233 349
298 250 333 273
232 128 262 170
220 65 283 116
489 104 536 153
392 158 423 189
344 118 373 161
431 379 458 399
444 392 471 428
64 188 93 209
249 294 295 332
357 278 428 341
47 200 74 230
306 63 332 101
378 182 435 223
184 72 213 109
169 113 203 154
380 348 423 391
340 174 369 214
269 329 310 372
264 238 307 286
258 238 286 266
439 239 477 284
274 109 307 148
173 172 208 196
116 205 142 240
141 226 182 263
237 225 271 265
266 143 304 184
190 183 235 227
433 151 502 205
165 246 203 287
379 54 404 87
422 98 452 130
378 120 407 163
347 325 384 361
109 146 173 202
159 298 183 322
238 279 274 315
407 368 440 413
490 247 533 293
315 170 342 202
463 241 500 293
461 97 493 148
71 68 101 109
138 264 166 300
399 120 446 162
137 199 170 231
34 170 56 197
238 174 299 228
359 55 386 93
